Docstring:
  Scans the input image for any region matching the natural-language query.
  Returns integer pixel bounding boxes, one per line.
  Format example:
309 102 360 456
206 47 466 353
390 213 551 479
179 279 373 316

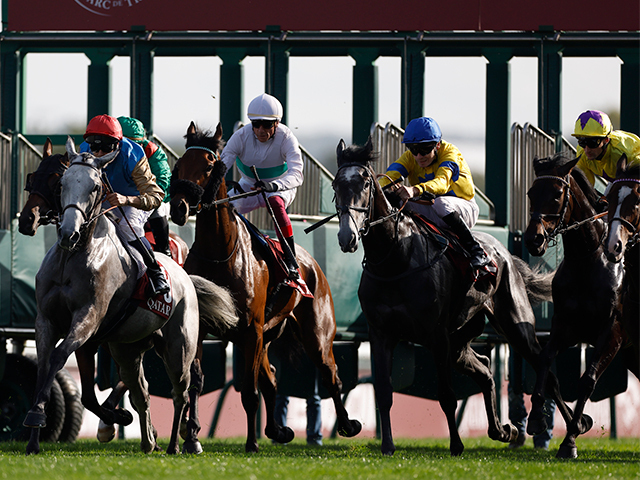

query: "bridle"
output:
60 161 110 237
333 162 404 239
24 157 68 225
608 177 640 246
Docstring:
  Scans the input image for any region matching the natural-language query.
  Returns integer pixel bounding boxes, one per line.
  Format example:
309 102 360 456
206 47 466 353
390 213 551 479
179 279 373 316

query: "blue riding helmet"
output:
403 117 442 144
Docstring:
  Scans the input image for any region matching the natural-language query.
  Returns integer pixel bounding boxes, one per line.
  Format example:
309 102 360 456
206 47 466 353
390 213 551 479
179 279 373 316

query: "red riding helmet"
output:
84 114 123 141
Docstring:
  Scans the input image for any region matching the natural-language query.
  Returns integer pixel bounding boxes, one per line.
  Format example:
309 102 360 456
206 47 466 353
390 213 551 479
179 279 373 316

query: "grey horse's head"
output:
57 136 118 250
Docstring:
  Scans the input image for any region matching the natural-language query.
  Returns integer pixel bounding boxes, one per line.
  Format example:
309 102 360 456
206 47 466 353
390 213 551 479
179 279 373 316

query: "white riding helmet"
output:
247 93 283 121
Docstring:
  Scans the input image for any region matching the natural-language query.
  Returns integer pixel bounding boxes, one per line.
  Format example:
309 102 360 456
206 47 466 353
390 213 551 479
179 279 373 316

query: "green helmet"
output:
117 116 146 142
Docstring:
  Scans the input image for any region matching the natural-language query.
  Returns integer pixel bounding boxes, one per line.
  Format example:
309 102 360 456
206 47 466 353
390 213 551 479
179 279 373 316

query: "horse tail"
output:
512 256 554 306
189 275 239 337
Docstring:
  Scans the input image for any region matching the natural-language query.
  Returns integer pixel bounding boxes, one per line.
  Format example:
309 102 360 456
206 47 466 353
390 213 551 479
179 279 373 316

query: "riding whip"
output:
304 175 405 234
101 172 156 266
250 165 299 270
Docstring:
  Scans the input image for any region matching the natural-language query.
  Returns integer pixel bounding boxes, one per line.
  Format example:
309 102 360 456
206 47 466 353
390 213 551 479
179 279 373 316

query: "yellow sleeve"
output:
131 156 164 211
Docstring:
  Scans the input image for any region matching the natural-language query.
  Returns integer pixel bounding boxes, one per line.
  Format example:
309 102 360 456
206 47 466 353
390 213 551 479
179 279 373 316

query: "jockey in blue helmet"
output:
379 116 491 270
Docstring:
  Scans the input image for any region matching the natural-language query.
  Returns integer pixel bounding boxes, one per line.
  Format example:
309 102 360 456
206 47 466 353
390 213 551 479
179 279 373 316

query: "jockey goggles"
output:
86 135 119 153
577 137 605 149
407 142 437 157
251 119 277 130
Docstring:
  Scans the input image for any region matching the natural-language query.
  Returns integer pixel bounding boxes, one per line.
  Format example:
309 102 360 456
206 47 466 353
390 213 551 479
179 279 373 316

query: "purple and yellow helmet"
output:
572 110 613 138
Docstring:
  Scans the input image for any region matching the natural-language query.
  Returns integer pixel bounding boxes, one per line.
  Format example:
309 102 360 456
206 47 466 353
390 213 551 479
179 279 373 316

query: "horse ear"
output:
336 139 346 158
616 153 628 177
364 136 373 154
95 148 119 169
557 156 580 177
187 122 197 136
65 136 78 157
214 122 223 141
43 137 53 159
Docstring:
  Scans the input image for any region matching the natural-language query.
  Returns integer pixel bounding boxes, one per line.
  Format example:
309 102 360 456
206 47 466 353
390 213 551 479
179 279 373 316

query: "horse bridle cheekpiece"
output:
333 162 403 238
529 174 572 242
61 160 107 234
610 177 640 238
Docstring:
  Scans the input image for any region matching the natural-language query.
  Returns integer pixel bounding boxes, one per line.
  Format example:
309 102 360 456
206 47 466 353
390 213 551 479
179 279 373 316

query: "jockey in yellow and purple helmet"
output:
573 110 640 185
379 116 491 270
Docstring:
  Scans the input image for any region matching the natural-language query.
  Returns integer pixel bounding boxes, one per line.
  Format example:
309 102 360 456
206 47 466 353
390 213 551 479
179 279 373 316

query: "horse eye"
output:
205 163 214 173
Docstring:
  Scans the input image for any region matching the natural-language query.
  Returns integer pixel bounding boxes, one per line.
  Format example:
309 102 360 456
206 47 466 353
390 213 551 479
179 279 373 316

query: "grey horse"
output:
24 137 238 455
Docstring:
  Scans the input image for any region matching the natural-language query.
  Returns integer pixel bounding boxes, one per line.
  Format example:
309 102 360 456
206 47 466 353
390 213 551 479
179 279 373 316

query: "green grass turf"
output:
0 437 638 480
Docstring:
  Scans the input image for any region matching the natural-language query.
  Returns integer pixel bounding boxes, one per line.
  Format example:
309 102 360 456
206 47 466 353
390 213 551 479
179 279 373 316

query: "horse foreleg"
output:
528 331 559 437
241 331 263 453
369 330 396 456
432 334 464 456
557 323 623 459
25 318 72 442
181 356 204 454
259 353 294 445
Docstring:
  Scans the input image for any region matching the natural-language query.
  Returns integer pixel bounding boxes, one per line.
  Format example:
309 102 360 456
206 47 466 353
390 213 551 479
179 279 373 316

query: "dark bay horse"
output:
333 139 575 457
19 137 69 236
24 137 238 455
604 155 640 366
524 153 629 459
169 122 362 453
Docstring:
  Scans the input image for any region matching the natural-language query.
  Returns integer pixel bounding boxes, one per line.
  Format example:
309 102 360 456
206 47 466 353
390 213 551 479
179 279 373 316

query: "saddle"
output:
237 213 313 298
409 212 497 284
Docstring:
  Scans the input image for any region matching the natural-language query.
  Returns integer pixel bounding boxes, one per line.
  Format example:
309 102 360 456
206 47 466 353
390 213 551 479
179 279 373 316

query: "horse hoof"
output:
556 444 578 459
338 419 362 438
245 442 259 453
25 443 40 455
23 411 46 428
505 423 519 443
580 414 594 434
182 440 203 455
113 408 134 426
97 422 116 443
450 441 464 457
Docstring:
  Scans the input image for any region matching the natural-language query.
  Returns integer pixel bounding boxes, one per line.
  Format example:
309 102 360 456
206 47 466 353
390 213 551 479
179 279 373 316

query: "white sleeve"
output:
220 131 243 172
275 130 304 191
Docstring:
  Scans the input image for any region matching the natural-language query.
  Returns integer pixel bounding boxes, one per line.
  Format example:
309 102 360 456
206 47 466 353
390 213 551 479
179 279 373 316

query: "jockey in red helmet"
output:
81 114 168 296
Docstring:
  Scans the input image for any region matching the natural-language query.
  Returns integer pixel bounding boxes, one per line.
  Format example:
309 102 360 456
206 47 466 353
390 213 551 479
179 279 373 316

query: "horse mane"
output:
532 152 574 176
620 163 640 179
336 140 379 169
184 124 225 153
570 166 605 212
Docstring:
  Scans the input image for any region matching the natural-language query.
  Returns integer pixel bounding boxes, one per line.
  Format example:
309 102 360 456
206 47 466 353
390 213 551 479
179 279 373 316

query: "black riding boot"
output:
130 240 171 296
148 215 172 258
283 236 300 279
443 212 491 269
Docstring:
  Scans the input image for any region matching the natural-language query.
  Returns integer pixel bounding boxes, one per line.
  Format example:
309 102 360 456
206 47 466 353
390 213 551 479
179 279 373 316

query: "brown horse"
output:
524 153 629 459
604 155 640 366
169 122 362 453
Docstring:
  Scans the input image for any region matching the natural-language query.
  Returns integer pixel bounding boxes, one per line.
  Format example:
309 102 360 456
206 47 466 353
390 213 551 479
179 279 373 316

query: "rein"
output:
609 177 640 244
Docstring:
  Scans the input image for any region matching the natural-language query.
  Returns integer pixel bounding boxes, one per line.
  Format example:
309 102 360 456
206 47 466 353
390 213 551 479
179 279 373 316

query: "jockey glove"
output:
255 180 278 192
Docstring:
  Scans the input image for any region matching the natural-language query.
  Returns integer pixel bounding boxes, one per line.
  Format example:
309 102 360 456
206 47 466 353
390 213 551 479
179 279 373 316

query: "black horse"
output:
332 138 576 456
523 153 633 459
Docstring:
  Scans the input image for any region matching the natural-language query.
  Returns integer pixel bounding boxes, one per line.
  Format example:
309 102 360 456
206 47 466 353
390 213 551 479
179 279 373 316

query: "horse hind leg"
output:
456 345 518 444
109 343 159 454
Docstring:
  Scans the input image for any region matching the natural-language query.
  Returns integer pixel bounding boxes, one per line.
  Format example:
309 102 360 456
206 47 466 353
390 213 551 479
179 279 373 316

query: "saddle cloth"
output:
410 212 498 283
144 231 186 267
237 213 313 298
131 260 174 319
